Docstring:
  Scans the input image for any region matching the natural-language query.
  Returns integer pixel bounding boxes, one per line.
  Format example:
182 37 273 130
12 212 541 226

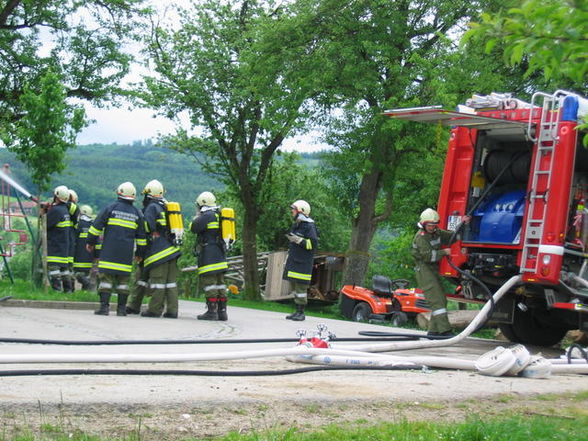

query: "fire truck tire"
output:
352 302 372 322
500 306 568 347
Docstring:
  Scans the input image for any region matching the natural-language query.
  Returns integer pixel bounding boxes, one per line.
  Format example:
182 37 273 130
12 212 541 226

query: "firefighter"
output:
191 191 229 321
283 200 318 321
65 189 80 292
87 182 147 316
411 208 469 336
73 204 96 291
139 179 182 318
45 185 73 292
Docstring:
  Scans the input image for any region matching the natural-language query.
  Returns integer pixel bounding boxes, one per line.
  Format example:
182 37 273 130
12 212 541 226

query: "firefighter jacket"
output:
73 214 97 271
283 213 319 285
46 202 72 266
411 227 455 269
87 198 147 275
67 201 80 265
190 206 228 275
143 198 181 271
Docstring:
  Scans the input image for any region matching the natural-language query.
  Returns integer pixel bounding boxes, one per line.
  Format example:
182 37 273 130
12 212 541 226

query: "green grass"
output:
2 414 586 441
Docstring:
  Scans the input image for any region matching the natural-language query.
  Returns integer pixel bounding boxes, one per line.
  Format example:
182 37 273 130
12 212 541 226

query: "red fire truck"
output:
385 90 588 346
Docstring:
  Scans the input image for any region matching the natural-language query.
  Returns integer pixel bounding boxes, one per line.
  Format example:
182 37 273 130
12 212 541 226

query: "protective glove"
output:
286 233 304 245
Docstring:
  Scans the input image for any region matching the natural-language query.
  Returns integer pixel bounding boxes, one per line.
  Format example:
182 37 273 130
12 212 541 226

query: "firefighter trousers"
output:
146 259 179 316
415 263 451 334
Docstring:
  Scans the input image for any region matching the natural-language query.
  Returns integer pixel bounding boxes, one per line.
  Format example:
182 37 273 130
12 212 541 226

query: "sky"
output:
75 1 329 153
76 102 329 153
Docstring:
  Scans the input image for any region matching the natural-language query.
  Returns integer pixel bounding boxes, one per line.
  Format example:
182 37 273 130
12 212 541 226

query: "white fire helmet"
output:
69 189 78 203
53 185 69 203
196 191 216 207
291 200 311 216
143 179 164 199
419 208 440 224
80 205 93 217
117 182 136 201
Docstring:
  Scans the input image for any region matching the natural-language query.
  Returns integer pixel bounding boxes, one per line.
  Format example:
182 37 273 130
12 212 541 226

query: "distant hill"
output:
0 142 220 213
0 143 325 214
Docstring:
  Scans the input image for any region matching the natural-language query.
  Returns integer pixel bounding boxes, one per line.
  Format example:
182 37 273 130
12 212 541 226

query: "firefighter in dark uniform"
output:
87 182 147 316
191 191 229 321
283 200 318 321
73 204 96 291
45 185 73 291
139 180 182 318
65 189 80 292
411 208 469 336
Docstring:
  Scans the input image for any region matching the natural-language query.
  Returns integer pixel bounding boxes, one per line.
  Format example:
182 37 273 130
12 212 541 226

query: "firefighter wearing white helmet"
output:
411 208 469 336
133 179 181 318
87 182 146 316
45 185 73 291
73 205 96 291
191 191 229 321
283 199 319 321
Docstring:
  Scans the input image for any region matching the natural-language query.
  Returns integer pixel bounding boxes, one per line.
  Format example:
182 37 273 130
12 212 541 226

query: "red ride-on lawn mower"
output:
340 276 430 325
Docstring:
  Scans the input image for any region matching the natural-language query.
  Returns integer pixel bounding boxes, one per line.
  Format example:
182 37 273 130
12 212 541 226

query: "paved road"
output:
1 300 586 408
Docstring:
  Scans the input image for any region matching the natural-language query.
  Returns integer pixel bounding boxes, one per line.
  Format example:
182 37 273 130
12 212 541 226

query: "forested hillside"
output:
0 142 220 212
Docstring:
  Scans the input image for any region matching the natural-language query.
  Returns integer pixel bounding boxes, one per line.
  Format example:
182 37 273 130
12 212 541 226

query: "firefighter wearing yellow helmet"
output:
411 208 469 336
133 179 181 318
45 185 73 291
283 199 319 321
64 188 81 292
190 191 229 321
87 182 147 316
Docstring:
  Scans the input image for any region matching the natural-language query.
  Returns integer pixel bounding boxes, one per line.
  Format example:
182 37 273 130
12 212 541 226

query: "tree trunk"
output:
341 167 383 286
241 189 261 300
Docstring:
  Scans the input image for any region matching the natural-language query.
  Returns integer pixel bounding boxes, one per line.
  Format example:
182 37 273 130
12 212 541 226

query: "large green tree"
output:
0 0 149 190
141 0 318 299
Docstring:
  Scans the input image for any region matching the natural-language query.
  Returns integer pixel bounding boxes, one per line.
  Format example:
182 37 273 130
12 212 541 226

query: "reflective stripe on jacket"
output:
190 207 227 275
88 199 146 275
283 214 318 285
143 199 181 270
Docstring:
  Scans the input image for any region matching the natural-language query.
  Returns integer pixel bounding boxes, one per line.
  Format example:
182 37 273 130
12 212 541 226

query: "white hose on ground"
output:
287 354 476 371
0 345 400 364
331 275 522 353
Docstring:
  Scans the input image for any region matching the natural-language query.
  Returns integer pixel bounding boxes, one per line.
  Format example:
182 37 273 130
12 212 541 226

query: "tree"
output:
141 0 317 299
464 0 587 86
0 0 149 190
260 0 544 286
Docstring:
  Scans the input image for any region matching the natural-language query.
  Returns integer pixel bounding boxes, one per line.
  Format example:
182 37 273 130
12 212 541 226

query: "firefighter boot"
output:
286 304 305 321
197 299 219 321
50 277 62 292
217 298 228 321
117 294 129 317
62 277 74 293
94 292 111 315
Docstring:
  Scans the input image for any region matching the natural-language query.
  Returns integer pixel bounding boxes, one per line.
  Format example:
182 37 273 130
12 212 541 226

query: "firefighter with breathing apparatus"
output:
283 199 319 321
191 191 230 321
411 208 469 336
138 179 182 318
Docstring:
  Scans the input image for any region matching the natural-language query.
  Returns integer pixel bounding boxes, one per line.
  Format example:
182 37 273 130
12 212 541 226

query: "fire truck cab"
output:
386 90 588 346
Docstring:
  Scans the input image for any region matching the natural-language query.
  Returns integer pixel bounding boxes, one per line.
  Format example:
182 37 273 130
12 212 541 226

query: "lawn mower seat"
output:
371 275 393 296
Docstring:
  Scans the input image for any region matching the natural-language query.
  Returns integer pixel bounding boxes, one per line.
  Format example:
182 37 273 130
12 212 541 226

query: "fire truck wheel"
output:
500 305 568 347
352 302 372 322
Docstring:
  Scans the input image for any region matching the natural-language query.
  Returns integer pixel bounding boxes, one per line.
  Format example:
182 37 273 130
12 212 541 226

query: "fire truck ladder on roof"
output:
520 91 569 274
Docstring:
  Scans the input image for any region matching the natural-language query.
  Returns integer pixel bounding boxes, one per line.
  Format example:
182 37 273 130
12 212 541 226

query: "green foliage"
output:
463 0 587 86
9 69 86 191
0 1 150 189
368 228 417 285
